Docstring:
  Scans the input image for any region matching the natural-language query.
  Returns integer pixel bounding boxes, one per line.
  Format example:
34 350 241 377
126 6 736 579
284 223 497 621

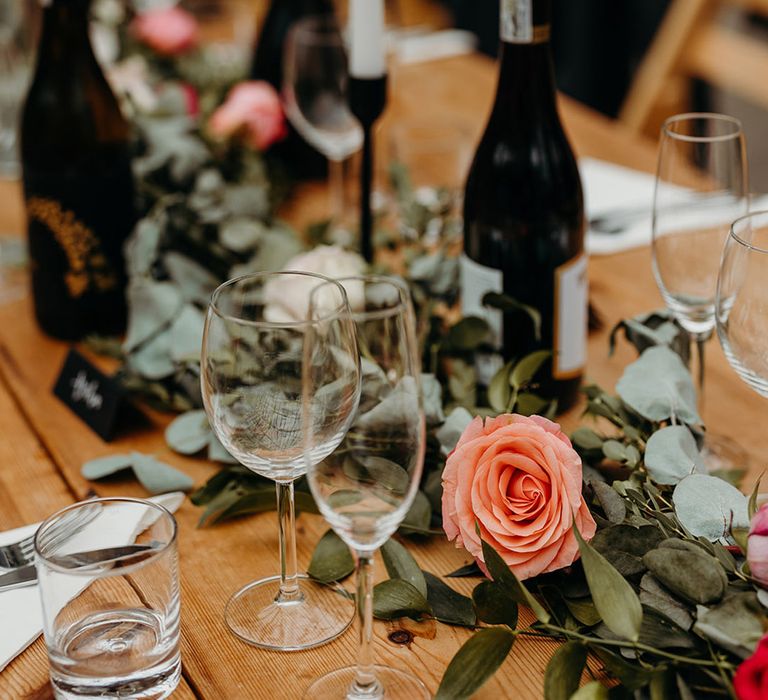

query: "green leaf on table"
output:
446 316 491 352
510 350 551 389
165 410 211 455
564 597 602 626
446 562 483 578
672 473 749 541
436 406 474 456
693 592 765 658
435 627 516 700
515 393 552 417
399 490 434 535
164 252 220 306
575 525 642 641
543 641 586 700
482 292 542 341
569 682 610 700
591 481 627 525
616 346 700 425
472 580 518 628
207 434 238 464
127 331 175 380
590 525 663 578
421 373 446 425
480 535 550 623
123 279 183 352
372 579 431 620
381 538 428 599
307 529 354 584
592 647 651 691
602 440 628 462
130 452 194 495
639 574 693 631
219 217 265 253
644 425 704 485
169 304 205 363
82 453 134 479
424 571 476 627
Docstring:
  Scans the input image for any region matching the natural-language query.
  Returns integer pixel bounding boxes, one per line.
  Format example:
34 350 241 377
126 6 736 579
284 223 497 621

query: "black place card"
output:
53 349 129 442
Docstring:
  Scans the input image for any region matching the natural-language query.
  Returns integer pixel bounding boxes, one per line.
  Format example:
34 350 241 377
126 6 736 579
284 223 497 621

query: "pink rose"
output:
208 81 287 151
748 504 768 587
132 7 199 56
441 414 596 581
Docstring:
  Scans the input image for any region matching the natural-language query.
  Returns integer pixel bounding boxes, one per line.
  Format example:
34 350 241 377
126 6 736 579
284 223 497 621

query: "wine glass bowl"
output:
201 271 361 651
716 211 768 397
652 113 748 340
304 276 428 699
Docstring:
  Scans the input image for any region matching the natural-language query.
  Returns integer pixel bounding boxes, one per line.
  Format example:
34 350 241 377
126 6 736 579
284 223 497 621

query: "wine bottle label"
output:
26 196 118 298
500 0 550 44
553 253 588 379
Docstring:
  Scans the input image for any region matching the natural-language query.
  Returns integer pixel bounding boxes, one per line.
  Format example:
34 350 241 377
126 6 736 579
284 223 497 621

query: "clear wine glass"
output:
652 113 749 470
283 15 363 237
716 210 768 397
303 276 429 700
201 271 361 650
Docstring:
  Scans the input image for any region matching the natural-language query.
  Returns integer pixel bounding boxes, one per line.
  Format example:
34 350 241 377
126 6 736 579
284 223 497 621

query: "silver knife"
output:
0 544 157 592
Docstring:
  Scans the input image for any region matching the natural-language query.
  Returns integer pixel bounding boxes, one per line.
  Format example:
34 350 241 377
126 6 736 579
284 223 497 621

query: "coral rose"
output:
748 503 768 588
442 414 596 580
131 7 199 56
208 81 287 151
735 634 768 699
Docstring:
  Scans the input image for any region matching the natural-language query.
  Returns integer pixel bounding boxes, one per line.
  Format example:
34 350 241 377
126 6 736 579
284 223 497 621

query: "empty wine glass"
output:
303 276 429 700
652 113 749 469
283 15 363 237
201 271 361 650
716 210 768 397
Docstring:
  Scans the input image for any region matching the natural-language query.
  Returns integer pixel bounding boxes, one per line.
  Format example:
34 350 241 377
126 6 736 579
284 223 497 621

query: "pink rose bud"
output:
441 413 597 581
208 81 288 151
131 7 199 56
749 503 768 587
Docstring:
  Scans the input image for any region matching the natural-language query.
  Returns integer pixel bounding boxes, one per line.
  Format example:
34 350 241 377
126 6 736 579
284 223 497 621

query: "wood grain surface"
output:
0 52 764 700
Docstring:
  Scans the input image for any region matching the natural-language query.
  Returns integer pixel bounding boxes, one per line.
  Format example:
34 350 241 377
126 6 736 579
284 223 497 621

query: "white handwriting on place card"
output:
71 371 103 411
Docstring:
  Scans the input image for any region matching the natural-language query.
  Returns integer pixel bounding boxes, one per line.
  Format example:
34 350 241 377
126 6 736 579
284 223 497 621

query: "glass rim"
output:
34 497 177 576
289 14 345 47
209 271 351 329
311 275 411 323
730 210 768 255
662 112 743 143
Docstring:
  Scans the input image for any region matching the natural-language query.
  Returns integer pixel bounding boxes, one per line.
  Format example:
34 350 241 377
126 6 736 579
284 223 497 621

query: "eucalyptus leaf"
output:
590 525 663 578
592 481 627 524
130 452 194 494
372 579 431 620
307 529 354 584
616 346 700 424
123 280 183 352
207 434 238 464
672 474 749 541
571 427 604 451
515 393 551 416
165 410 211 455
219 217 266 253
569 682 610 700
81 453 134 480
127 332 175 380
575 526 643 641
436 406 473 456
602 440 627 462
543 641 586 700
472 580 518 628
639 574 693 630
164 252 220 305
446 316 491 352
421 373 445 425
644 426 704 485
169 305 205 363
643 547 726 605
399 490 433 535
381 538 428 599
693 592 765 658
480 536 550 623
434 628 516 700
424 571 476 627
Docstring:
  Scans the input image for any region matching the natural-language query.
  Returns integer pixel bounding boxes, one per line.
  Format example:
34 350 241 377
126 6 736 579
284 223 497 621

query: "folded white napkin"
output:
0 492 185 673
581 157 768 255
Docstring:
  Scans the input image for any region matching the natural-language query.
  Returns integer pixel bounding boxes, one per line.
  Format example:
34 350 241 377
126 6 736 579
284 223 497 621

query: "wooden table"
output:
0 53 765 700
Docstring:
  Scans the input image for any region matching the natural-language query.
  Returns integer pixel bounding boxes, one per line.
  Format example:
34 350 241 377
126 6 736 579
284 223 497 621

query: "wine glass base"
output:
701 433 750 478
225 574 354 651
303 665 430 700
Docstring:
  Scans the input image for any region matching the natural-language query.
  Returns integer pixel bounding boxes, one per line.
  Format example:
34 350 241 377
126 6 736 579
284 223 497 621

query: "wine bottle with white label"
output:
461 0 586 411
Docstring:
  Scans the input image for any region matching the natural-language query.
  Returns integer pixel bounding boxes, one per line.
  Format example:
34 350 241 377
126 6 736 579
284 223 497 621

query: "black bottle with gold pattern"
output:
21 0 135 340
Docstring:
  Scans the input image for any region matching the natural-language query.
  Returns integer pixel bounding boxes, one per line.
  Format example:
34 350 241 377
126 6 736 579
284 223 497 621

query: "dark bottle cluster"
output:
21 0 136 340
462 0 587 411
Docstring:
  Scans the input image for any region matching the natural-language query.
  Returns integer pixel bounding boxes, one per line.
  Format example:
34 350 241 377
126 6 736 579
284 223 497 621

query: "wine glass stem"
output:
694 333 708 415
328 156 346 226
275 481 302 603
350 550 381 699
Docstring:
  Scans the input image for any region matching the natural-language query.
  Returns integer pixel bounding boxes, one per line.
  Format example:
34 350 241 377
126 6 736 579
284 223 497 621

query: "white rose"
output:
264 245 366 323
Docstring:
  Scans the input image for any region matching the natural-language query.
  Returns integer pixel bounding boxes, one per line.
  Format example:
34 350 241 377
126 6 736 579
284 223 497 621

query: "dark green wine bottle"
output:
21 0 135 340
461 0 586 412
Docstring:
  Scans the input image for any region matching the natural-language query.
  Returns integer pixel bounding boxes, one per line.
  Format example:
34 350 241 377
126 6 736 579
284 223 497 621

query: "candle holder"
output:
349 75 387 263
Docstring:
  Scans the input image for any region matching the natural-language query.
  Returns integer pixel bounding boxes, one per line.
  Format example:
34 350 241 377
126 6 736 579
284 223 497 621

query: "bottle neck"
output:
494 0 557 115
37 0 96 67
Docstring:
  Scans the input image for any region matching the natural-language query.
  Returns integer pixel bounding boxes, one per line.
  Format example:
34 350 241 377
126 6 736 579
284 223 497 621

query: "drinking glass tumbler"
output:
35 498 181 700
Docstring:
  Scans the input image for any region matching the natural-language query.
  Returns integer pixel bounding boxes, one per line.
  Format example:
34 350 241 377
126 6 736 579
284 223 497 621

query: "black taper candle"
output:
348 75 387 263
